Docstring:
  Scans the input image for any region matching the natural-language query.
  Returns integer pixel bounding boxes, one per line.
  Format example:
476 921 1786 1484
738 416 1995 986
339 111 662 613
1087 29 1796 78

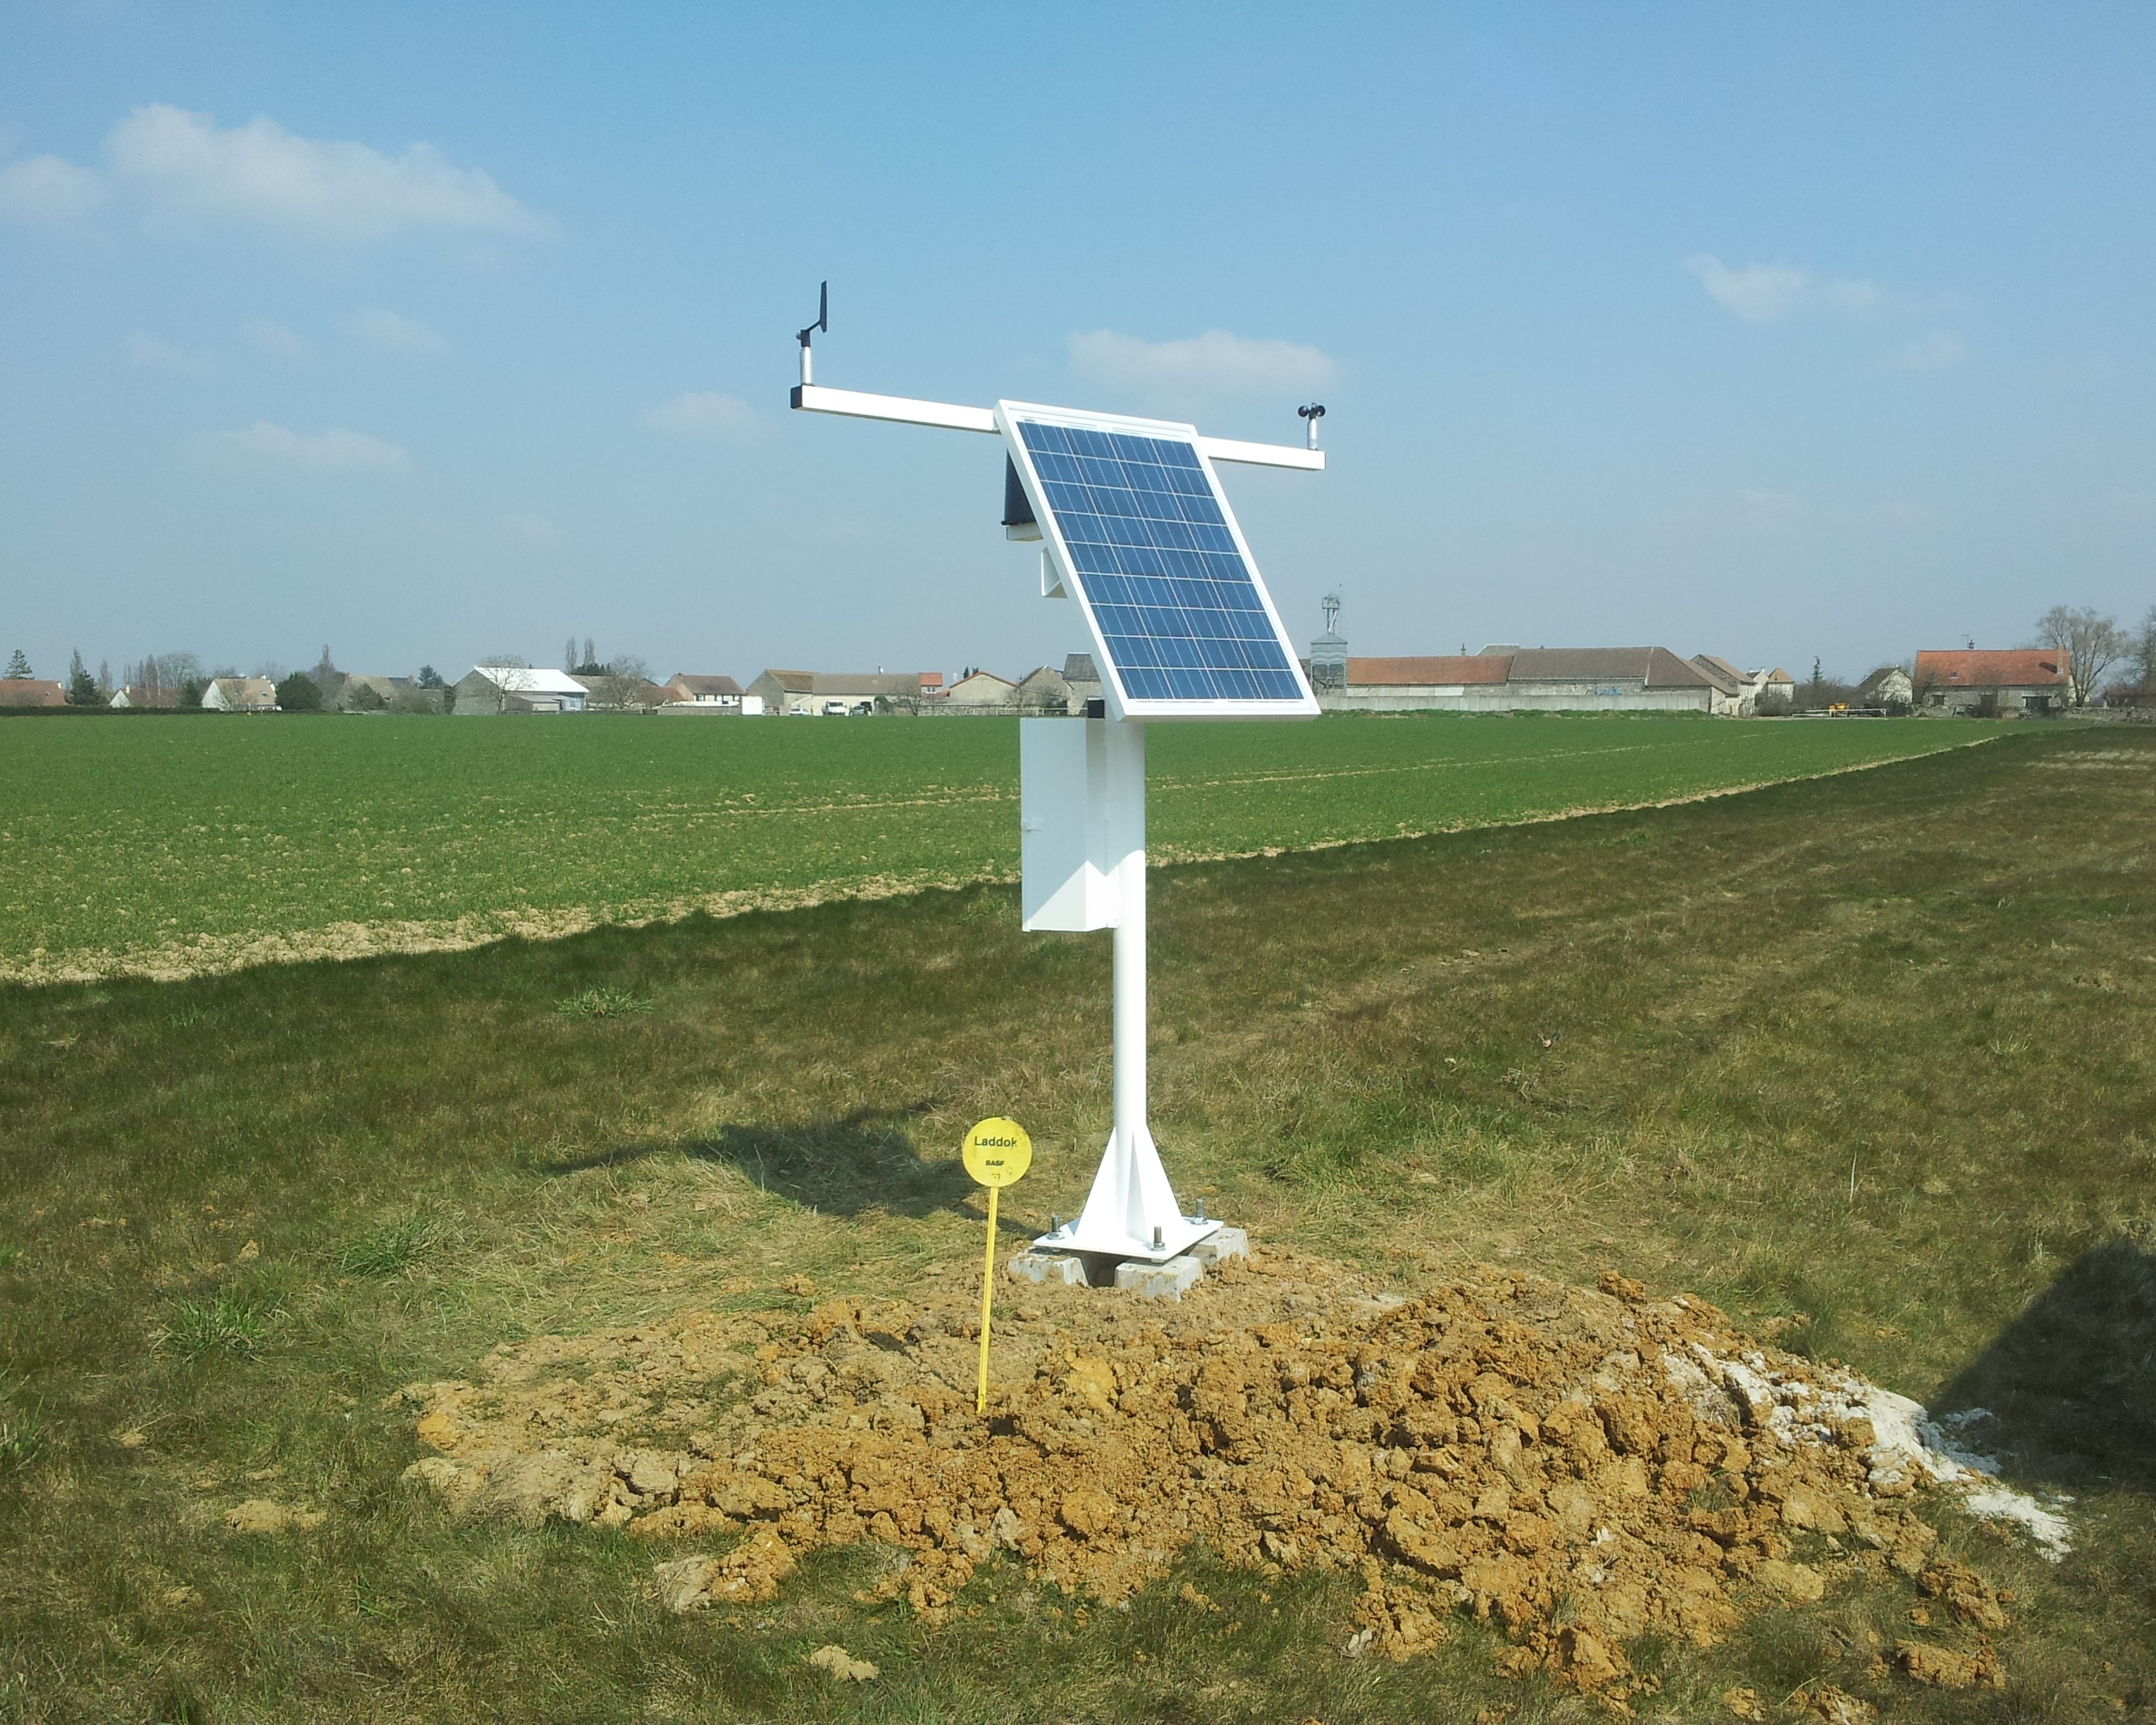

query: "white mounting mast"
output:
788 287 1326 1263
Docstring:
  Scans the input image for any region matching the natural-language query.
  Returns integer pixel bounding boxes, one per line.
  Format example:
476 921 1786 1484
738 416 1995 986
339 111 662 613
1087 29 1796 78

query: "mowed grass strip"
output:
0 711 1976 982
1 725 2150 1722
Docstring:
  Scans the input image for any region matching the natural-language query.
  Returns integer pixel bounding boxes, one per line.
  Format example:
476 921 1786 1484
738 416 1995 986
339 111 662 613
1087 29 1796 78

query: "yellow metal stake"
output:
961 1117 1032 1416
978 1183 999 1414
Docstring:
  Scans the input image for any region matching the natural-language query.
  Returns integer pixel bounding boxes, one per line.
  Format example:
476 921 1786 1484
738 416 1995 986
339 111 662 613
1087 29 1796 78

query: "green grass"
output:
0 710 1977 983
555 984 655 1019
154 1289 284 1361
2 723 2151 1721
0 1382 45 1475
335 1213 464 1279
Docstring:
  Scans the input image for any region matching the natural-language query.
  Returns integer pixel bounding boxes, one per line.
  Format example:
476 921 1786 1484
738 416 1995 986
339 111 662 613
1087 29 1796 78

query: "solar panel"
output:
998 403 1318 718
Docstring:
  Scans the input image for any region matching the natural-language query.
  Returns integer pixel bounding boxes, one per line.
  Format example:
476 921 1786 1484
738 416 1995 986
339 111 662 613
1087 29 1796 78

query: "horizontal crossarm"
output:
790 384 1322 471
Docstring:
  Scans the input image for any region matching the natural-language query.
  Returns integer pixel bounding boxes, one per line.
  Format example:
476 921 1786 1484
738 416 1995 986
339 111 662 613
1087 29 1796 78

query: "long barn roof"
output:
1503 648 1712 688
1346 655 1512 686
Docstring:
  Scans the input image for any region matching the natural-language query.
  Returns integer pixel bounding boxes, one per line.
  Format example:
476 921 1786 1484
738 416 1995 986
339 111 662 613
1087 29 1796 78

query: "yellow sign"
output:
963 1117 1033 1188
963 1117 1032 1414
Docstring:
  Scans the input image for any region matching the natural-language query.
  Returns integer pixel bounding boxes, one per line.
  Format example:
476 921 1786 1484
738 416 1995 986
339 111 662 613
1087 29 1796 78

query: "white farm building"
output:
452 666 590 715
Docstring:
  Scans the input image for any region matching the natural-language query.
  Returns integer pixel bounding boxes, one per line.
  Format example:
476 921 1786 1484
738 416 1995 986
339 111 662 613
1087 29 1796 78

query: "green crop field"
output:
1 724 2150 1724
0 713 1978 985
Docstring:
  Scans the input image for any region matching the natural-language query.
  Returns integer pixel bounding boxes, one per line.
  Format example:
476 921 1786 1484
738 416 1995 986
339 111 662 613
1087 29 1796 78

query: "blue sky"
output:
3 2 2151 686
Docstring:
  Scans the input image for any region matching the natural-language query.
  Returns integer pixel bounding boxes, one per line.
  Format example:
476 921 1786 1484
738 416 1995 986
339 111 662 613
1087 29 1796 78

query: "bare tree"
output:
586 653 654 712
478 654 534 715
2033 606 2129 707
311 643 347 706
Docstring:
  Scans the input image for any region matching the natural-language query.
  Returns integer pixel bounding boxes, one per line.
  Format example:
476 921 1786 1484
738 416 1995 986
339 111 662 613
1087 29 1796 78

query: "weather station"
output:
788 285 1327 1290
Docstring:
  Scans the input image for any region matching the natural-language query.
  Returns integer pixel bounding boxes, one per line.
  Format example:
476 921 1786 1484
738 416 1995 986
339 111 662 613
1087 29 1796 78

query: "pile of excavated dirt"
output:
394 1249 2016 1696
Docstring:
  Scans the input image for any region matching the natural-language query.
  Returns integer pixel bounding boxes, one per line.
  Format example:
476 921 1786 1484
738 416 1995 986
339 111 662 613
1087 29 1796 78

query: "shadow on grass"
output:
547 1103 977 1220
1935 1227 2156 1494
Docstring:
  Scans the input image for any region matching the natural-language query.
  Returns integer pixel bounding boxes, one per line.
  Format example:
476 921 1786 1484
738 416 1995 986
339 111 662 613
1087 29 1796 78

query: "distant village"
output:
2 598 2143 719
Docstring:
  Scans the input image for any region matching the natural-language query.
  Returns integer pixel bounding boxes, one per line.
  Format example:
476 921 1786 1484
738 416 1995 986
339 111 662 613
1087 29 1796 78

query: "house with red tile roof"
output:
1913 649 2069 716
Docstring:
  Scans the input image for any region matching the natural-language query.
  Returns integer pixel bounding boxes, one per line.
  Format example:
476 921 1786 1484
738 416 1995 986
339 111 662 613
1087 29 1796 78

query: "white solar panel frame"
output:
994 400 1320 722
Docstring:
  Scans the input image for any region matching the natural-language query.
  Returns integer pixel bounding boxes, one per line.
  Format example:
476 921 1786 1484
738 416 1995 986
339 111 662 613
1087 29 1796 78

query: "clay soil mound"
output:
396 1249 2000 1695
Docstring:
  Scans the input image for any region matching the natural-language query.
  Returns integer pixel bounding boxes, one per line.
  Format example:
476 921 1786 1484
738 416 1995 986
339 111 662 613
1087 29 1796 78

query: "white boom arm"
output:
791 383 1325 471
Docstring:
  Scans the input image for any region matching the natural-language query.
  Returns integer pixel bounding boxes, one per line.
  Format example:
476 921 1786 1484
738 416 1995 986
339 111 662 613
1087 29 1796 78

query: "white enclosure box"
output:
738 694 764 715
1020 718 1142 932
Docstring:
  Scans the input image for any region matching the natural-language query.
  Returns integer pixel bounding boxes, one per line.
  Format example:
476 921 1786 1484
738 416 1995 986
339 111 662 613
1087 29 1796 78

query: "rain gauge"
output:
788 285 1327 1270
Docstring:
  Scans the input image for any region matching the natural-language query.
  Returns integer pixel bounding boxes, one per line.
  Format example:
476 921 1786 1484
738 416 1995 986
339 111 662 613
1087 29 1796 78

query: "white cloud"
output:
1067 328 1335 399
208 421 411 474
244 319 311 361
1684 256 1809 322
1 104 550 242
0 153 108 221
1880 328 1967 373
347 307 451 357
126 332 211 373
644 391 757 438
1683 253 1892 323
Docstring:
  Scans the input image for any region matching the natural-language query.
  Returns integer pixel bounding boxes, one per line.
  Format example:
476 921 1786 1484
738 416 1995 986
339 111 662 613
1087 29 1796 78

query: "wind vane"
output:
789 284 1327 1270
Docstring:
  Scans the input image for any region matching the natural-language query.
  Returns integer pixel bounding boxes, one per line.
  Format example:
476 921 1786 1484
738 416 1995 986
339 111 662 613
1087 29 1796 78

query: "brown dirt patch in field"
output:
0 873 987 986
394 1249 2004 1698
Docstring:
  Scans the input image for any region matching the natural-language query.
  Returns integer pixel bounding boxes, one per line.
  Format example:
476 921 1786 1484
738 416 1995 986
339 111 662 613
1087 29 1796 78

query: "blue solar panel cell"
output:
1007 411 1313 712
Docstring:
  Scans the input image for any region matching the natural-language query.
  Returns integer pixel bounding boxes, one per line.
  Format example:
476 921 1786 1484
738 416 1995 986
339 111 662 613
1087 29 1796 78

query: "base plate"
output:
1033 1213 1218 1263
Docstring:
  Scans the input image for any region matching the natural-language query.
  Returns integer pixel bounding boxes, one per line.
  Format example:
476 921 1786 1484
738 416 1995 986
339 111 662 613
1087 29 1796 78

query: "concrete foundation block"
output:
1187 1226 1250 1266
1114 1255 1205 1299
1007 1250 1088 1287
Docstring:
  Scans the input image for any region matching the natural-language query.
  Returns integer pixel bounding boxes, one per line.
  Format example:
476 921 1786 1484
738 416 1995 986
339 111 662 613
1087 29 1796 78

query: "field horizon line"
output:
0 731 1997 990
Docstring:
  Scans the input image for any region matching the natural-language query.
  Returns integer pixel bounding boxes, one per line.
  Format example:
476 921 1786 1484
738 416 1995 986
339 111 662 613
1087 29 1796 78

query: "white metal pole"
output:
1111 724 1147 1154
